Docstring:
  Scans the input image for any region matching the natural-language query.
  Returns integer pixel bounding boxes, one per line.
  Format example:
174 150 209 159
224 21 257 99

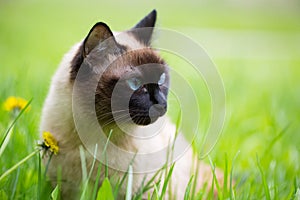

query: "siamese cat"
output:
40 10 221 199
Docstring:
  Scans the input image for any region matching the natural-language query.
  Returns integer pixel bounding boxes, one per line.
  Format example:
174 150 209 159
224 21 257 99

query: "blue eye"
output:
158 73 166 85
126 77 142 91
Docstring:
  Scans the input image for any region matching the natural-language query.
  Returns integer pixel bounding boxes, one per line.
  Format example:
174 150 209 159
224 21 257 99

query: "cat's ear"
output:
83 22 114 57
130 9 157 46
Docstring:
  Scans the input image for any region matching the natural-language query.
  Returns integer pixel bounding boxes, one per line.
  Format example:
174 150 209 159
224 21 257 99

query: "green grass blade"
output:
114 168 129 198
293 176 299 197
0 99 32 147
208 156 221 198
173 109 182 149
160 163 175 199
0 99 32 157
88 143 98 179
286 176 300 200
256 155 271 200
184 175 194 200
119 169 129 186
223 153 228 198
44 153 53 178
133 176 147 200
0 149 39 181
262 125 289 159
104 130 113 178
0 125 14 158
164 111 181 200
195 182 207 200
191 158 200 200
126 165 133 200
50 185 59 200
37 153 41 200
80 144 99 200
79 145 87 183
230 150 240 200
135 163 164 198
295 189 300 200
96 178 114 200
149 179 162 200
10 167 20 200
0 190 8 200
92 164 102 200
118 151 138 197
210 166 215 199
153 184 161 200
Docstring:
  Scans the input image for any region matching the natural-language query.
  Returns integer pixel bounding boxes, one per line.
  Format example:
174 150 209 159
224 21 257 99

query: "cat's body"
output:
40 10 219 199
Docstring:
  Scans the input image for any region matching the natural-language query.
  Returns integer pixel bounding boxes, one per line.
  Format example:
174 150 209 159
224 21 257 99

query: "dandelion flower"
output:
42 131 59 155
3 96 29 112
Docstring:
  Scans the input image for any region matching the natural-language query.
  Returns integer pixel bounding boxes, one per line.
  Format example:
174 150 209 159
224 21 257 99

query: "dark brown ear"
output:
83 22 114 57
130 9 157 46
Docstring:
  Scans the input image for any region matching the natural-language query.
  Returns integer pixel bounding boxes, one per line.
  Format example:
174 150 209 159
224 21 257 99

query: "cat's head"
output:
70 10 169 127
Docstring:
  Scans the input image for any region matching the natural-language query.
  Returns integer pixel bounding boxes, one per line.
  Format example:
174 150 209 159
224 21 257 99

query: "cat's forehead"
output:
99 47 167 84
110 48 167 76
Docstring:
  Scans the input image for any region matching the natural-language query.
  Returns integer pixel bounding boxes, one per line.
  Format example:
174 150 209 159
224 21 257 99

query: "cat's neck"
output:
101 123 138 151
99 116 168 152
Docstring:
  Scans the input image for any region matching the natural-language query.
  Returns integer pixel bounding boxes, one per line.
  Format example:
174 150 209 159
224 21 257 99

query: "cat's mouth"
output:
130 104 166 126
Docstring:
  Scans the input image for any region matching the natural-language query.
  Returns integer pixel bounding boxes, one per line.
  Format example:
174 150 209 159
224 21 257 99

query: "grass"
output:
1 0 300 199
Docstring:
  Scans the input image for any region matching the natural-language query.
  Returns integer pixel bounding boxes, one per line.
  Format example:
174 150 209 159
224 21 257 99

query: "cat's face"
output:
98 49 169 126
70 10 169 127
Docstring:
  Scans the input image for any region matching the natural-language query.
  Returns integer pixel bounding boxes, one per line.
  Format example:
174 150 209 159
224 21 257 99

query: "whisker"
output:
101 113 132 127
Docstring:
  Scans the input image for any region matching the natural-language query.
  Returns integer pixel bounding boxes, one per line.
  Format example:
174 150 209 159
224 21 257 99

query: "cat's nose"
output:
149 104 166 118
153 90 167 106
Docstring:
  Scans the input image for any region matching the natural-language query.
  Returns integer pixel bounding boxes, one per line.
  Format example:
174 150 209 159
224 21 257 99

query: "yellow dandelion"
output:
42 131 59 155
3 96 30 112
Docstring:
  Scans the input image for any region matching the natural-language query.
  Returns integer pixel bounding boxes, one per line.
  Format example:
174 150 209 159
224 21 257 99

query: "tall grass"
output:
1 0 300 199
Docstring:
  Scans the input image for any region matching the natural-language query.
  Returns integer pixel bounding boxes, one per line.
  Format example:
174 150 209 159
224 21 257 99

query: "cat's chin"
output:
130 105 167 126
131 116 159 126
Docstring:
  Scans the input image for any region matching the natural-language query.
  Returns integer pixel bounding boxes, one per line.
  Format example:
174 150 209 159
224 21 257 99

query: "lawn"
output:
0 0 300 199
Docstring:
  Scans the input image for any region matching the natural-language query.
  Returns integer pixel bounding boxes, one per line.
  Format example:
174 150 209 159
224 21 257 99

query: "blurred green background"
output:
0 0 300 199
